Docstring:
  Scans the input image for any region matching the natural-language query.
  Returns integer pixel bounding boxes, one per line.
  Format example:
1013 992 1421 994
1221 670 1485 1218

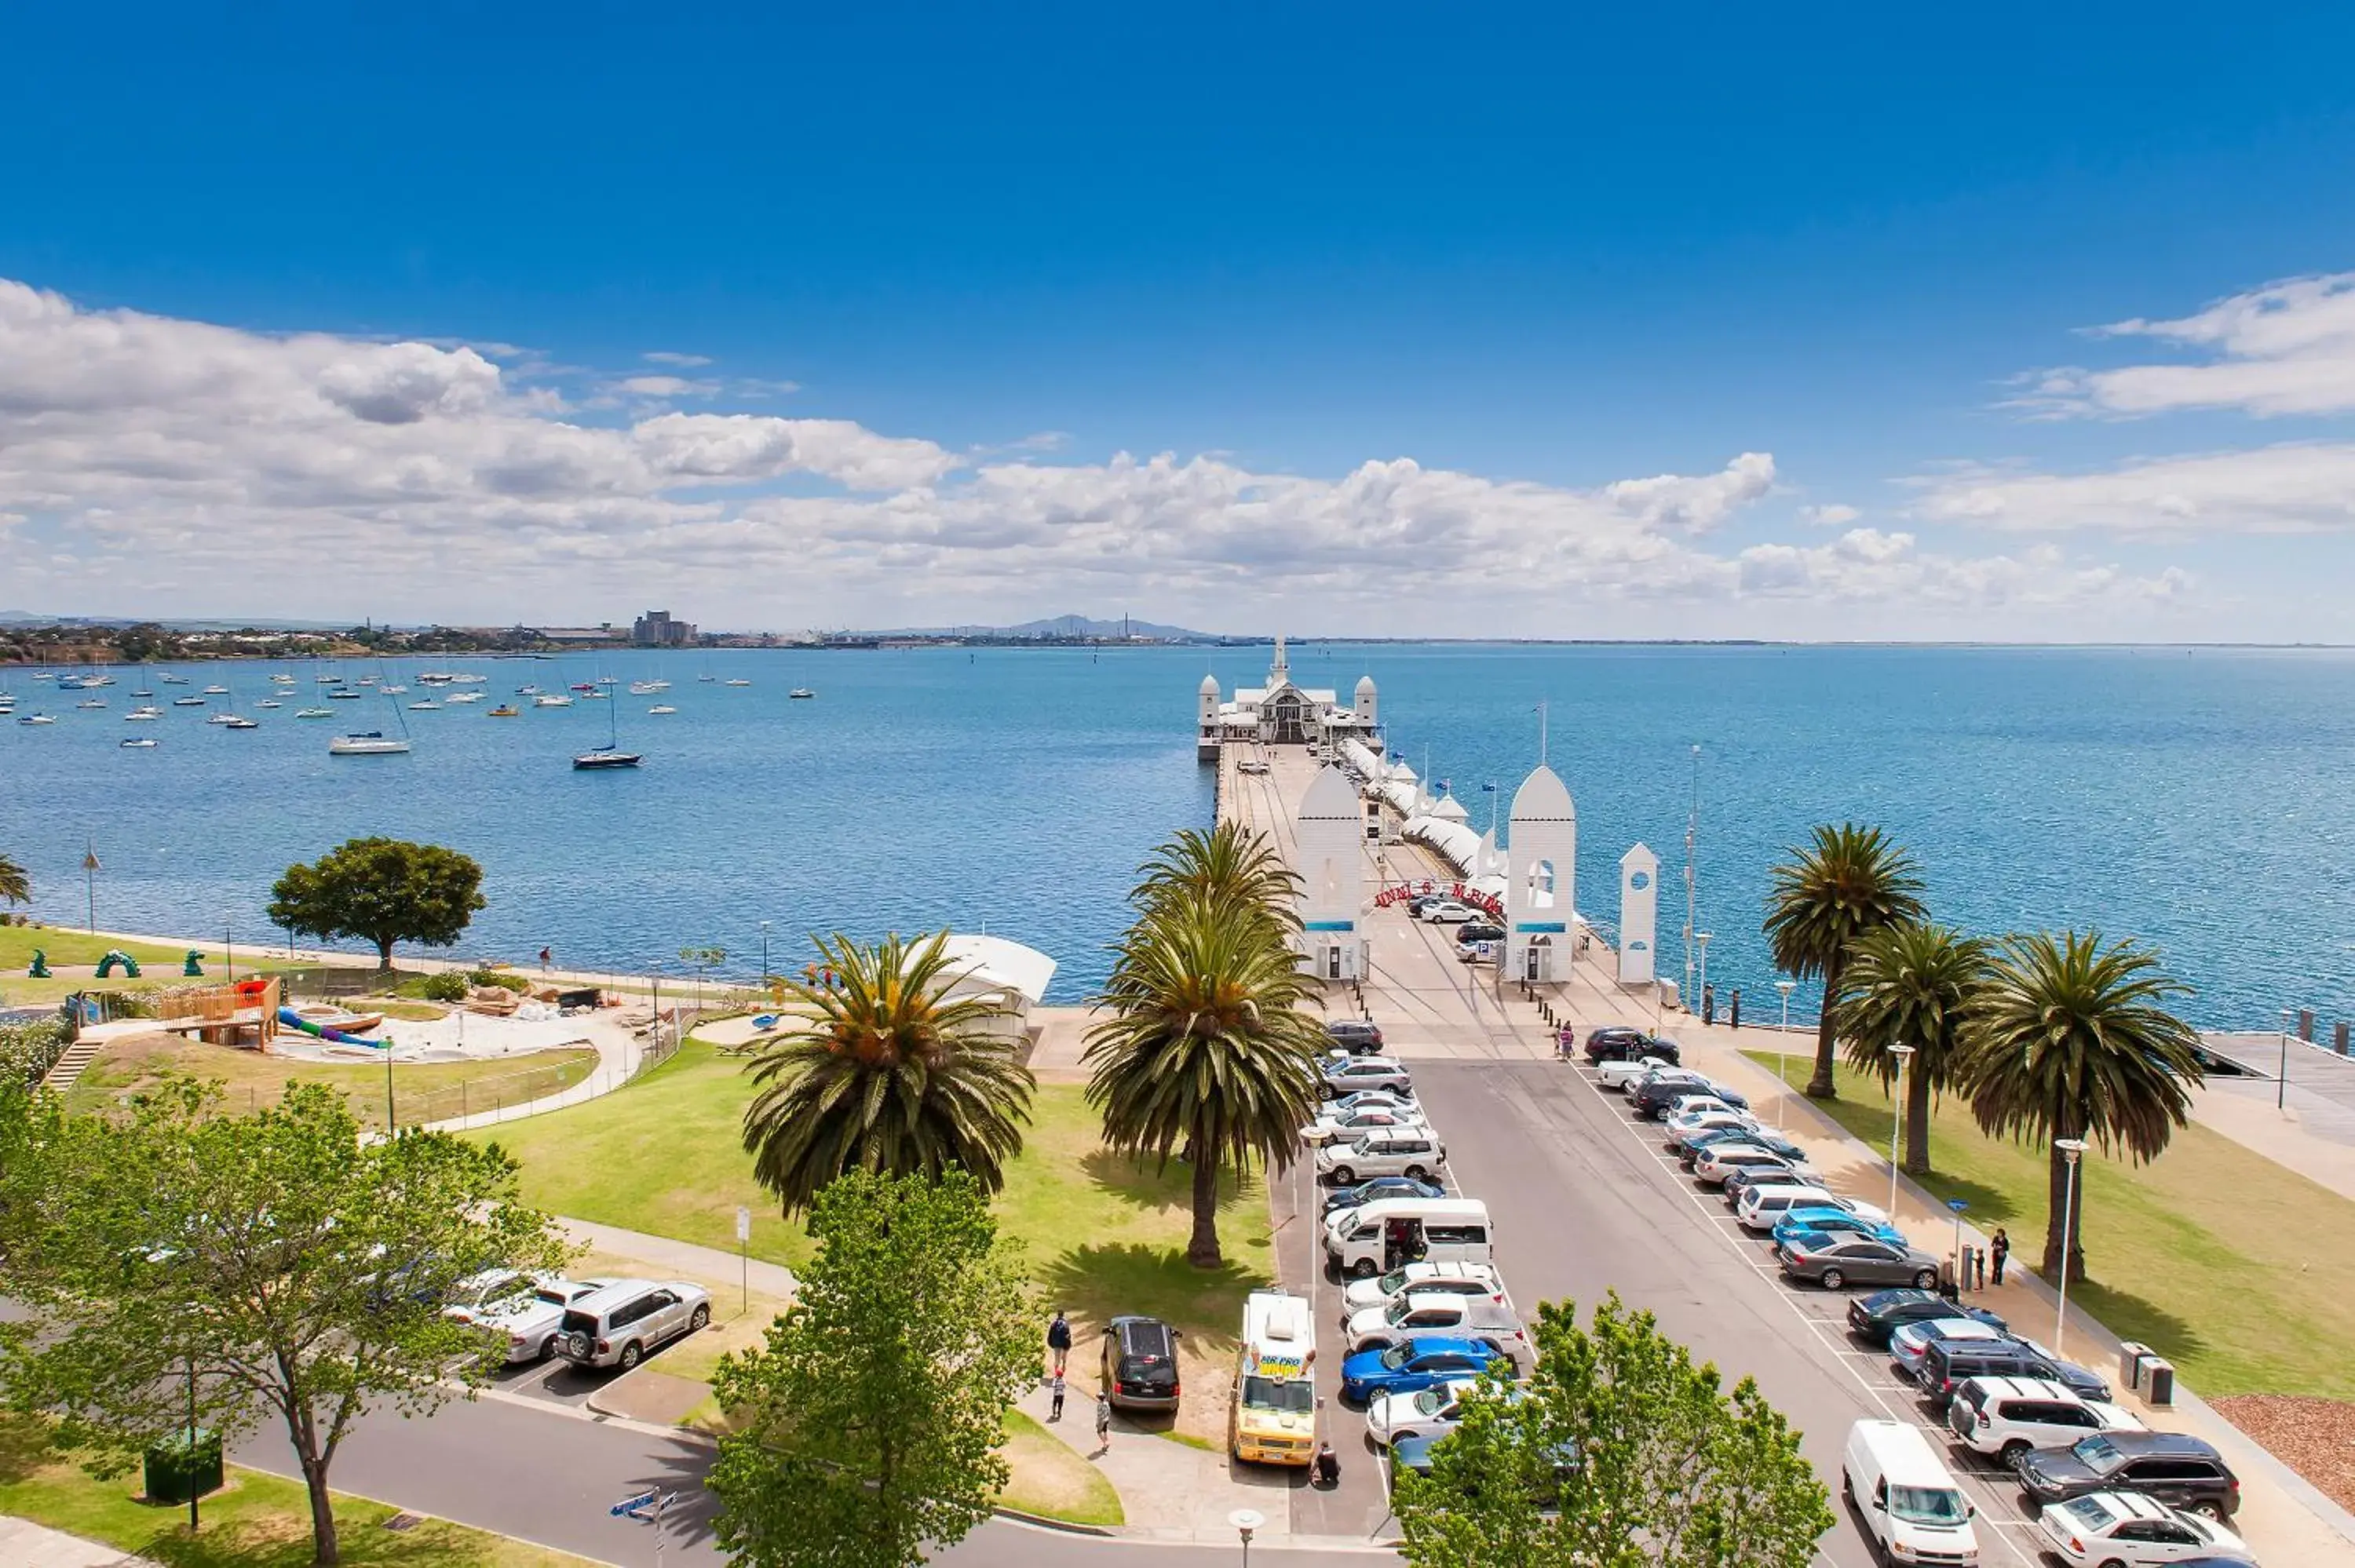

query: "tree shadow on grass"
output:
1079 1147 1256 1217
1910 1170 2023 1224
1034 1242 1254 1353
2066 1280 2209 1377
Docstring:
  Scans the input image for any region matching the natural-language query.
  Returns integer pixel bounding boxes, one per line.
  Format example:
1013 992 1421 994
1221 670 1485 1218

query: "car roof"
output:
2105 1431 2223 1459
1970 1374 2077 1402
568 1278 663 1311
1402 1336 1497 1358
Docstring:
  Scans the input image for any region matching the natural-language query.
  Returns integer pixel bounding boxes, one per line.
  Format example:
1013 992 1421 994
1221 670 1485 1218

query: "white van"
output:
1841 1419 1980 1566
1231 1288 1317 1466
1735 1184 1880 1233
1324 1197 1492 1280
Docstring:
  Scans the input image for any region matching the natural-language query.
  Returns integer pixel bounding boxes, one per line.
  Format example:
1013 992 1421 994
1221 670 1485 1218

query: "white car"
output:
1692 1143 1814 1187
1327 1088 1421 1117
1342 1291 1525 1356
1237 756 1270 775
1890 1316 2010 1380
1597 1055 1674 1091
1301 1104 1430 1145
1315 1129 1445 1185
1735 1186 1882 1233
444 1270 612 1365
554 1278 713 1371
1342 1260 1505 1315
2036 1490 2249 1565
1365 1377 1486 1447
1322 1059 1413 1098
1663 1107 1757 1147
1420 901 1477 924
1946 1377 2144 1466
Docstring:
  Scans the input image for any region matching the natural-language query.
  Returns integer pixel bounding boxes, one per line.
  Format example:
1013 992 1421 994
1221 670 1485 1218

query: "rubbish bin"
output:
143 1428 222 1504
2142 1357 2176 1408
2119 1341 2152 1393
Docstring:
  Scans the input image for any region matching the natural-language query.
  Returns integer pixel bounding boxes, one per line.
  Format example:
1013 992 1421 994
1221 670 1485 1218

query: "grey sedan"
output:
1774 1234 1941 1292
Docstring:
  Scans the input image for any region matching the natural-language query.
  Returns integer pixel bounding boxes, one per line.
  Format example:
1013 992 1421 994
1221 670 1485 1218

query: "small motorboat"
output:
446 691 485 703
382 684 409 695
257 698 283 709
124 707 162 720
570 682 596 693
120 737 158 748
220 717 259 729
582 689 608 700
724 678 753 687
77 697 107 709
173 695 207 706
18 713 55 725
329 731 411 756
629 680 671 694
407 699 440 710
328 689 363 699
534 694 572 707
132 687 154 698
295 706 334 718
571 748 642 770
789 688 816 699
648 704 677 714
202 684 229 695
487 704 520 717
516 684 542 695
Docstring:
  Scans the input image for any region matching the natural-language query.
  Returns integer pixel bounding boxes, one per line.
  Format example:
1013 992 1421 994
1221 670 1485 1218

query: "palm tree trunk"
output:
2041 1132 2086 1284
1903 1066 1932 1177
1186 1130 1223 1269
1804 957 1845 1099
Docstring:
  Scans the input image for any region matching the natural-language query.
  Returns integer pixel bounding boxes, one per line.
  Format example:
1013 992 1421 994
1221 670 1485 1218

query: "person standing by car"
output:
1990 1229 2010 1284
1046 1309 1072 1377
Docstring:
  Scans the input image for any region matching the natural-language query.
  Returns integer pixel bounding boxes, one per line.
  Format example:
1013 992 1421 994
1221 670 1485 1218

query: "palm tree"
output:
1762 824 1926 1100
1952 932 2204 1283
1130 821 1302 933
739 930 1034 1216
1832 922 1989 1176
0 854 26 909
1085 899 1327 1267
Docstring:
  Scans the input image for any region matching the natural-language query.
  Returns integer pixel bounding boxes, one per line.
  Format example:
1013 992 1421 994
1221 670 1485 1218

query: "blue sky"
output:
5 3 2355 637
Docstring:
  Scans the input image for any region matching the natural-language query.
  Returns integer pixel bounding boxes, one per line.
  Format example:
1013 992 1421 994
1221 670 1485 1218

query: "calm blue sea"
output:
2 644 2349 1025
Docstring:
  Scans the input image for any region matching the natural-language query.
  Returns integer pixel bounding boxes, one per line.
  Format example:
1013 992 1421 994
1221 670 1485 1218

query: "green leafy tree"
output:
1762 824 1927 1101
0 851 27 907
1832 922 1989 1176
266 837 487 970
1397 1295 1831 1568
1952 932 2204 1283
0 1081 566 1566
741 931 1033 1216
709 1169 1035 1568
1085 895 1326 1267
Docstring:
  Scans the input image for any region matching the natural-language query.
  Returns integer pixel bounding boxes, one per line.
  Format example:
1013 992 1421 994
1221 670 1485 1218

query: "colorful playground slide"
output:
275 1005 386 1048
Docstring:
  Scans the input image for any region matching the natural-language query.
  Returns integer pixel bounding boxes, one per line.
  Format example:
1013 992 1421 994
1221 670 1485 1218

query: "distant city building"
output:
1196 636 1378 761
533 625 626 644
632 610 697 647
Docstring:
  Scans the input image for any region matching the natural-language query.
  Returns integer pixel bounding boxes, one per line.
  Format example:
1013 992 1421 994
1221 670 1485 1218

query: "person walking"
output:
1046 1309 1072 1377
1990 1227 2010 1285
539 946 553 973
1094 1389 1113 1454
1702 983 1715 1026
1048 1370 1067 1422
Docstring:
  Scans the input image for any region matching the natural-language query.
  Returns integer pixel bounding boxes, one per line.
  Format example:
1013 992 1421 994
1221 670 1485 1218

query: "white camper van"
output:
1322 1197 1493 1280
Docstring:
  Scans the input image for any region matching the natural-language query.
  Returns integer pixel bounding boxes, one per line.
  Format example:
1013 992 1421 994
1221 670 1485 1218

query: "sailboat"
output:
572 694 641 770
330 696 412 755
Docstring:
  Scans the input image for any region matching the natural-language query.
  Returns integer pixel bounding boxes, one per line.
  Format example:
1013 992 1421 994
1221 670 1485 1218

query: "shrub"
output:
1 1018 73 1086
467 968 531 994
418 972 469 1003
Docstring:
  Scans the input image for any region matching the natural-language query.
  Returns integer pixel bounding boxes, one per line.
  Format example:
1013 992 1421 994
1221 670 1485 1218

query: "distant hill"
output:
0 611 353 631
865 614 1244 641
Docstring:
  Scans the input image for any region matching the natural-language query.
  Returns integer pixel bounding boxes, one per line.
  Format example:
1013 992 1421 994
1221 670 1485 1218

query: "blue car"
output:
1772 1209 1907 1248
1340 1336 1510 1404
1322 1175 1446 1216
1391 1431 1443 1478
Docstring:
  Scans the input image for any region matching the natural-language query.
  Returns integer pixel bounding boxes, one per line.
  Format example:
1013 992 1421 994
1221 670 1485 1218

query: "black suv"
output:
1326 1020 1385 1055
1100 1315 1181 1412
1454 922 1506 946
1584 1028 1678 1067
2017 1431 2240 1519
1844 1288 2007 1349
1922 1336 2108 1410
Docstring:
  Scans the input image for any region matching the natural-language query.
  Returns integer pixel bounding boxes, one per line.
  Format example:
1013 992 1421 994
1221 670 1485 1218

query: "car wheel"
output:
1912 1268 1938 1289
1331 1165 1356 1185
2189 1500 2226 1522
688 1304 710 1332
539 1334 560 1362
1819 1267 1846 1289
619 1340 643 1371
1352 1259 1378 1279
2098 1559 2127 1568
1999 1441 2029 1469
1404 1165 1428 1181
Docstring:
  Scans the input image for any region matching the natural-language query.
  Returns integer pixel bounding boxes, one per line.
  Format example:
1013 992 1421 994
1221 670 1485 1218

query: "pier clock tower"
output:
1504 765 1577 985
1617 843 1658 987
1294 765 1367 982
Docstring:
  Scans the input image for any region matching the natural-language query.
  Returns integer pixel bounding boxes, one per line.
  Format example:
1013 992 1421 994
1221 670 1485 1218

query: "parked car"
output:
1718 1163 1833 1206
1924 1336 2109 1412
1390 1431 1444 1478
1316 1129 1446 1185
1679 1125 1805 1165
1325 1020 1385 1055
1365 1378 1523 1447
1342 1260 1504 1315
1421 901 1477 924
1237 756 1270 775
1694 1144 1815 1189
1339 1336 1511 1404
1662 1108 1758 1152
554 1279 711 1372
2036 1491 2251 1566
1585 1028 1679 1067
1596 1054 1677 1091
1322 1059 1413 1098
1776 1234 1942 1291
1323 1175 1447 1216
1659 1085 1750 1117
1454 922 1506 946
1845 1289 2006 1349
1301 1104 1429 1145
1842 1419 1982 1568
2017 1432 2241 1520
1889 1316 2011 1380
1100 1315 1181 1412
1947 1376 2144 1468
1771 1207 1904 1248
1634 1075 1744 1120
1733 1183 1865 1232
1327 1088 1421 1115
1405 892 1452 917
1342 1291 1524 1356
445 1270 612 1365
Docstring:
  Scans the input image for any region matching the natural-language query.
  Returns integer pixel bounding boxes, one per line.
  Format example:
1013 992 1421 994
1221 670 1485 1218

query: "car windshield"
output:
1376 1267 1411 1293
2071 1433 2128 1473
2061 1495 2120 1530
1242 1377 1315 1413
532 1287 570 1307
1412 1386 1452 1414
1379 1343 1420 1369
1888 1486 1970 1526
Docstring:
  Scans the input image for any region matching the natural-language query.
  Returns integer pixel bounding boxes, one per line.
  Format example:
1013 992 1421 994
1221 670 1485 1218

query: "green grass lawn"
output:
463 1037 1275 1347
999 1409 1124 1527
0 1414 592 1566
1754 1053 2355 1401
0 925 305 1009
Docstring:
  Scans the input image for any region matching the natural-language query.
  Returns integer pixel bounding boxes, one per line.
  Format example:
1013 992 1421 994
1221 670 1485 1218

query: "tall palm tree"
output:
1832 922 1989 1176
1762 824 1926 1100
1085 900 1327 1267
739 930 1034 1216
0 854 27 908
1952 932 2204 1283
1130 821 1302 933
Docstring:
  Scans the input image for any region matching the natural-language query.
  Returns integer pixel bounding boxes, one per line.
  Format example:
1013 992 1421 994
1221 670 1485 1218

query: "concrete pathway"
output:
0 1516 157 1567
559 1216 799 1301
1008 1380 1298 1543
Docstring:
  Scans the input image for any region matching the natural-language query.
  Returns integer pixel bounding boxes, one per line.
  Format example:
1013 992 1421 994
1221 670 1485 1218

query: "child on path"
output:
1094 1389 1112 1454
1048 1372 1066 1422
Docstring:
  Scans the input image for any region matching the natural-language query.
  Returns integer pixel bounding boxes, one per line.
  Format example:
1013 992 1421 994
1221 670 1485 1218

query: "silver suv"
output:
555 1279 712 1371
1945 1374 2144 1468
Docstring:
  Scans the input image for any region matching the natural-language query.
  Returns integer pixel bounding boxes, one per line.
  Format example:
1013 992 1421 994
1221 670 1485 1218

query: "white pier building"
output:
1197 636 1380 761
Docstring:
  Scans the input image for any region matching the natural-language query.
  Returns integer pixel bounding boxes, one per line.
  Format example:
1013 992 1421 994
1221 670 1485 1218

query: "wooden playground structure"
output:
153 978 284 1049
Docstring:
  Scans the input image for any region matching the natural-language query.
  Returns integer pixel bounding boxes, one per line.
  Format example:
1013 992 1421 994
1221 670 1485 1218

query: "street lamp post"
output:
1230 1509 1263 1568
1774 978 1798 1131
1696 932 1712 1022
2280 1007 2295 1112
759 921 772 989
1886 1043 1916 1216
2054 1137 2088 1354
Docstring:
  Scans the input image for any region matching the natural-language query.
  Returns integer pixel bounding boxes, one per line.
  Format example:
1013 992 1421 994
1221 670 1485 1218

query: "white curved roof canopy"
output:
939 934 1057 1008
1401 815 1482 875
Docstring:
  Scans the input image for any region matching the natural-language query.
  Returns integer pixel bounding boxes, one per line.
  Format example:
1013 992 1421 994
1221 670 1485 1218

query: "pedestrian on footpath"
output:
1046 1308 1072 1377
539 946 553 973
1094 1389 1112 1454
1702 983 1715 1026
1990 1227 2010 1285
1729 988 1741 1030
1048 1371 1066 1422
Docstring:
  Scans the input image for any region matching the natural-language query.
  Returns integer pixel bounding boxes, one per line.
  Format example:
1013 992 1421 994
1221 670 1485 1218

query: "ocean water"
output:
1 644 2349 1025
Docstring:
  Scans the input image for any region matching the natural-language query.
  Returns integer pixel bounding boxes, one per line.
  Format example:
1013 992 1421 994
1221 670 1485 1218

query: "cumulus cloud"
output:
2023 271 2355 419
614 374 720 399
1601 450 1775 533
1733 528 2185 608
1911 443 2355 534
641 350 713 367
1799 502 1860 526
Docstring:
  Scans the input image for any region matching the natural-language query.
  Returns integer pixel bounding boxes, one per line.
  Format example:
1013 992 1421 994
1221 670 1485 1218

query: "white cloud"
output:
1799 502 1860 526
2025 271 2355 418
641 351 713 367
1601 450 1775 533
1911 443 2355 534
1732 528 2187 609
615 374 720 399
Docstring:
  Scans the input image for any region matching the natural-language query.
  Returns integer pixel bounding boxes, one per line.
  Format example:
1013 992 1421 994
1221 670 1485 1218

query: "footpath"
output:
0 1516 156 1568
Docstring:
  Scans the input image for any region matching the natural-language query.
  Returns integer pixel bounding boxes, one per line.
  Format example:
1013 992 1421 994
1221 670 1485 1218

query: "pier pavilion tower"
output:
1295 765 1367 981
1618 843 1658 987
1504 765 1577 985
1197 673 1221 761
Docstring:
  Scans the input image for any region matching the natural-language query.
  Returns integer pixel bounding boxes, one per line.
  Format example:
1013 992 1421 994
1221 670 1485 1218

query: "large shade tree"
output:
1762 824 1926 1101
1086 895 1327 1268
266 837 485 969
1832 921 1989 1176
1952 931 2205 1283
740 930 1034 1216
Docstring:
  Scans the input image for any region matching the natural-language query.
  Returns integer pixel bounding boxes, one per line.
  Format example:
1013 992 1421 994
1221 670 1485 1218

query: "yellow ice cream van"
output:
1229 1286 1317 1466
